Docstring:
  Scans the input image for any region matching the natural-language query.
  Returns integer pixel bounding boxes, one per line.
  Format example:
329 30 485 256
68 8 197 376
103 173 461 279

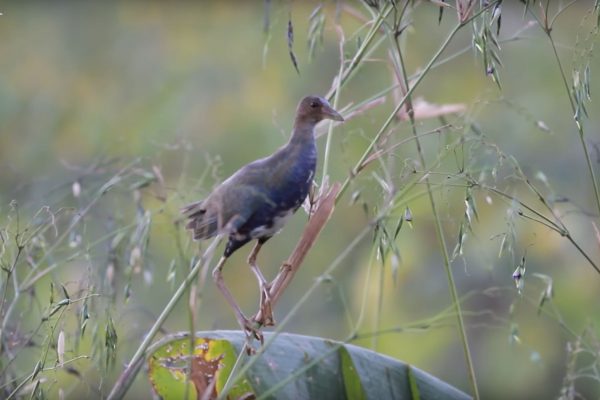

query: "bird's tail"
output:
180 200 218 240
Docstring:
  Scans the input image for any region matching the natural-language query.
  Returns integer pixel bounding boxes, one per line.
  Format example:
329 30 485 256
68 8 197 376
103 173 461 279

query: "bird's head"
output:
295 96 344 125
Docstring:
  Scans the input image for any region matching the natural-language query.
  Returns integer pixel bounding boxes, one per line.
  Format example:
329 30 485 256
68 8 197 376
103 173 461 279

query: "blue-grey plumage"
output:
181 95 343 339
183 95 343 255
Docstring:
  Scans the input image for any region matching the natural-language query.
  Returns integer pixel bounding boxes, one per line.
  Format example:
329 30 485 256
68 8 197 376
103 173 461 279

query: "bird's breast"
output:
276 157 315 208
248 208 295 239
230 141 317 242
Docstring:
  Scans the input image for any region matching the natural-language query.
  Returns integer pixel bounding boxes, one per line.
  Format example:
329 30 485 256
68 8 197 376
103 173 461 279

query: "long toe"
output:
241 318 264 344
261 282 272 302
254 283 275 327
263 309 275 327
254 297 275 327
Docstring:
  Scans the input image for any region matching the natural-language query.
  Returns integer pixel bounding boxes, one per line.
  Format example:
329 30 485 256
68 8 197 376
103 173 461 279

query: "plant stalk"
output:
546 32 600 231
106 236 221 400
389 27 480 400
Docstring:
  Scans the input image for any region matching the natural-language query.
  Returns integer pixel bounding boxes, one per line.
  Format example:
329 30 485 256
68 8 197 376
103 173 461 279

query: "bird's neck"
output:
289 118 317 146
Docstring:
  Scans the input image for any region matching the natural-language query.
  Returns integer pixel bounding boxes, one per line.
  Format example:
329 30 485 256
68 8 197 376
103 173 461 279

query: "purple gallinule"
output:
182 95 343 340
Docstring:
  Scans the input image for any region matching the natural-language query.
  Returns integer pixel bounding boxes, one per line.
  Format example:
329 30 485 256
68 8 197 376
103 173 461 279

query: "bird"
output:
181 95 343 340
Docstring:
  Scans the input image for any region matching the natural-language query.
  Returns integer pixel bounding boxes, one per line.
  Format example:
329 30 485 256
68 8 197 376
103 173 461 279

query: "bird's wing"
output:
217 183 277 229
226 149 293 187
181 148 291 241
181 182 275 240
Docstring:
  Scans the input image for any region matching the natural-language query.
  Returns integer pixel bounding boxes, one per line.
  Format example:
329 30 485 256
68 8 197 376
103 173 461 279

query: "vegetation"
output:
1 1 600 398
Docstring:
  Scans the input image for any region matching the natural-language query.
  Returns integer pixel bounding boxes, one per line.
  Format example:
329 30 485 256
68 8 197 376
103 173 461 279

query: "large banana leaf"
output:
146 330 471 400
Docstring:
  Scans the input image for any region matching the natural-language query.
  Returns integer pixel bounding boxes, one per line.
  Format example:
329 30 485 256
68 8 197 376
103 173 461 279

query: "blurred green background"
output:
1 1 600 399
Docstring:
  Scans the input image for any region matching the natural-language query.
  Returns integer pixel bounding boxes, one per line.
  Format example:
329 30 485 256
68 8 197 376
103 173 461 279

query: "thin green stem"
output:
331 4 394 97
565 234 600 273
321 36 344 185
22 159 140 287
219 225 373 399
7 303 69 400
389 27 480 399
335 22 464 204
484 183 599 273
333 1 500 205
321 4 392 185
106 236 221 400
430 178 600 274
355 243 378 334
372 255 385 350
546 28 600 234
321 2 393 182
576 128 600 218
0 245 22 346
483 187 563 233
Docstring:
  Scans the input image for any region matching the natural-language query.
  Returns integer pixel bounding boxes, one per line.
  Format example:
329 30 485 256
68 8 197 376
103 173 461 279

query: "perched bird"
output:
181 95 343 339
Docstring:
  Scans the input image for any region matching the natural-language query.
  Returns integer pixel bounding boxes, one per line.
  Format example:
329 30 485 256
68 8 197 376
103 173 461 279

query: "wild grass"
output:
1 1 600 399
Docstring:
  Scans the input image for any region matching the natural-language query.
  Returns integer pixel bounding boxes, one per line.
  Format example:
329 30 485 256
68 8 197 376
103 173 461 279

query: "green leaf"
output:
146 331 471 400
147 333 253 400
340 346 366 400
407 366 421 400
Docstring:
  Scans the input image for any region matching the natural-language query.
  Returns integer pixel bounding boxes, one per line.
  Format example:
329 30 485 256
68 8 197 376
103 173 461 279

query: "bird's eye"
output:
310 101 319 108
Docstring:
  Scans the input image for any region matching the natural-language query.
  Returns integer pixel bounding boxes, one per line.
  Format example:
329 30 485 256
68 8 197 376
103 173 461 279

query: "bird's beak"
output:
322 104 344 122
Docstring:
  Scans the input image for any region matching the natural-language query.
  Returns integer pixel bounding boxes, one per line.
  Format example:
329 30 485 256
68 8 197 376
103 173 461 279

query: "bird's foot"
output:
253 282 275 327
236 314 264 345
254 302 275 327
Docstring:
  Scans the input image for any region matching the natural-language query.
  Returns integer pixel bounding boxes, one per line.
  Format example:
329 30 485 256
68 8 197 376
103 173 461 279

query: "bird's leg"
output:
247 241 275 327
212 256 263 343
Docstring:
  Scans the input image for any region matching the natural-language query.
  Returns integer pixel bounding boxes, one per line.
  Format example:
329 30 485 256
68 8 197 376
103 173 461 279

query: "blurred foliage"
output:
1 1 600 399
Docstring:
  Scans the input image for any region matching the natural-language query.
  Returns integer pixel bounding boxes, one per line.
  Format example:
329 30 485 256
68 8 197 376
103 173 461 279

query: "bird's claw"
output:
254 283 275 327
252 262 291 326
253 306 275 327
242 318 264 344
